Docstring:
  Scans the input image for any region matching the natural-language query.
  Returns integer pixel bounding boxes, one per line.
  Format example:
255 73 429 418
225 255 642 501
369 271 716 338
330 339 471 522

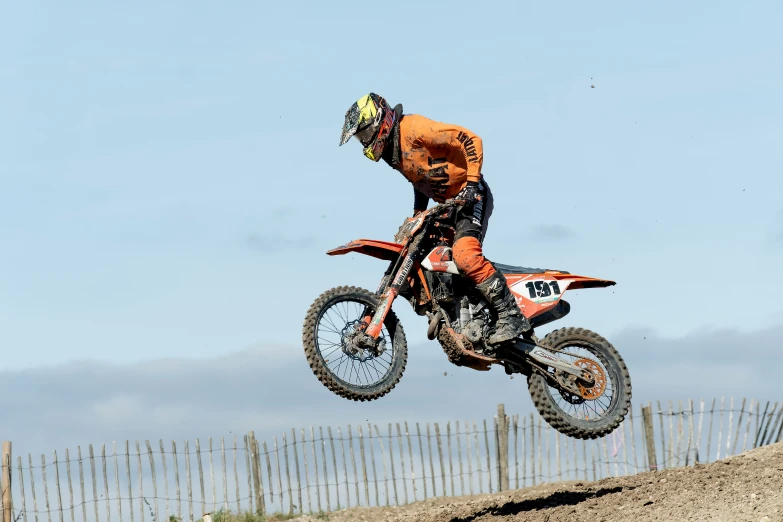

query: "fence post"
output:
496 404 509 491
248 432 264 516
253 437 265 515
641 406 657 471
1 442 11 522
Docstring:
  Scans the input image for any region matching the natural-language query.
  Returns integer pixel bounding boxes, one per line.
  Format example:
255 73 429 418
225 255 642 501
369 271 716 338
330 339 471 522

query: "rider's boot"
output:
475 270 533 345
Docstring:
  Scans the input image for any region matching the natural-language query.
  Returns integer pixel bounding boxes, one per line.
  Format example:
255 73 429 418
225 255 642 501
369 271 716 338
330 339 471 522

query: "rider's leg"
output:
452 179 532 344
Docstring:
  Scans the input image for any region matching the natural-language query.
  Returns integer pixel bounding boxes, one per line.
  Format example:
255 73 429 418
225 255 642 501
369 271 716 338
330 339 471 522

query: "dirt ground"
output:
298 442 783 522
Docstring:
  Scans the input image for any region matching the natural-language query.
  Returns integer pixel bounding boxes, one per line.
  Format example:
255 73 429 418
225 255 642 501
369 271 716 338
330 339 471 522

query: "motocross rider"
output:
339 93 532 345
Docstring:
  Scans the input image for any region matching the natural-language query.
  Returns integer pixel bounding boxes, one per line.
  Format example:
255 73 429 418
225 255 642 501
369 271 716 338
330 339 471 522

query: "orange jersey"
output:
396 114 483 202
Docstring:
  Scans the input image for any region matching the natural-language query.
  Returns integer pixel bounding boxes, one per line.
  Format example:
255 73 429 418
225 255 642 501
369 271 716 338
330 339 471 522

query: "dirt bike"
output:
302 199 631 439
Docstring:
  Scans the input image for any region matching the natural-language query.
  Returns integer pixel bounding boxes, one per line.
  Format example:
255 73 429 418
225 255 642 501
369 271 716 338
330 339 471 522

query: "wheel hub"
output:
341 320 385 361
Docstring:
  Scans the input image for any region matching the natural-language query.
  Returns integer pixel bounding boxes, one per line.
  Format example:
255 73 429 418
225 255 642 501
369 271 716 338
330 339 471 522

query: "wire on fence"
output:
3 397 781 521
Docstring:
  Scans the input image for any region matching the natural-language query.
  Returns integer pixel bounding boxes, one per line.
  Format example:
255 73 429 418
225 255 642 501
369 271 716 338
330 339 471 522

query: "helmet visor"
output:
339 104 362 146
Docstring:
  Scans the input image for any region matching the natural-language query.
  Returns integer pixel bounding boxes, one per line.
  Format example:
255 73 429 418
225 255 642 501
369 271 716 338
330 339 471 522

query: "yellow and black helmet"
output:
339 93 397 162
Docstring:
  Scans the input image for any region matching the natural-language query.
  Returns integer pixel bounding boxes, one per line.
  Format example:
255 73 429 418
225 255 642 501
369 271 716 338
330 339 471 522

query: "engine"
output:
426 269 494 347
457 295 492 345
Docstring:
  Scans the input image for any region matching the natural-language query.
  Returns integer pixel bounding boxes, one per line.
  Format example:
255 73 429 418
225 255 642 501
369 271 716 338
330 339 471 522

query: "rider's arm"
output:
416 121 484 183
413 187 429 215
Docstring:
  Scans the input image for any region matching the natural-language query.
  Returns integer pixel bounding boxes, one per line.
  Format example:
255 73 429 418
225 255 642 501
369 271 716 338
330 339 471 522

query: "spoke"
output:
370 362 384 380
325 306 341 327
360 362 374 385
358 361 367 382
316 333 341 343
316 337 342 348
339 301 347 323
317 341 342 352
350 302 361 321
330 354 348 366
328 358 349 375
342 357 352 381
596 396 612 412
336 305 351 325
320 322 341 339
319 316 343 333
323 313 343 334
318 325 342 337
378 348 394 360
320 347 343 360
349 359 358 384
332 302 347 324
367 358 386 379
372 357 391 370
344 300 355 323
357 360 365 385
586 401 602 419
318 342 343 355
339 357 351 380
332 355 350 374
351 360 362 385
355 360 365 385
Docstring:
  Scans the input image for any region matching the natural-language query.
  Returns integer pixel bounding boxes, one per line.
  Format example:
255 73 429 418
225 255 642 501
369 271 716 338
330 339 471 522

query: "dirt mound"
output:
300 442 783 522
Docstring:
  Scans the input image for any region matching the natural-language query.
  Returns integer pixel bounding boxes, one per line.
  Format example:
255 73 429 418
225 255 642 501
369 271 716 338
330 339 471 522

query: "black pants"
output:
455 178 494 242
452 178 497 285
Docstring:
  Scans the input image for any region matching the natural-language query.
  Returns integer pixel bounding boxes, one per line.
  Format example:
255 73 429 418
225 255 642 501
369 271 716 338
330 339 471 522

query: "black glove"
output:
457 180 482 206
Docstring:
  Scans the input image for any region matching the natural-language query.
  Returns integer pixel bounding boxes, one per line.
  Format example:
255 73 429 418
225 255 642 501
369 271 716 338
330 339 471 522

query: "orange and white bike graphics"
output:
329 240 615 324
305 199 632 441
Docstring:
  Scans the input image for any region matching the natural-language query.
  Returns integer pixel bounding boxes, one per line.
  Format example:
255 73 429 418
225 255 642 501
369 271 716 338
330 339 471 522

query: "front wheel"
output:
527 327 632 439
302 286 408 402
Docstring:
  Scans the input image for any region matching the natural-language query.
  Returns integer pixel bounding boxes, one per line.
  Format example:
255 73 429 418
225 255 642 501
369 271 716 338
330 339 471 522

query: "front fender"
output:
327 239 403 261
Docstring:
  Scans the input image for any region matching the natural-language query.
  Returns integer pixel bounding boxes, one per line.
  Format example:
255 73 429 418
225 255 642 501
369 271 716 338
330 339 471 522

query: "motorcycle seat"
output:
494 262 570 275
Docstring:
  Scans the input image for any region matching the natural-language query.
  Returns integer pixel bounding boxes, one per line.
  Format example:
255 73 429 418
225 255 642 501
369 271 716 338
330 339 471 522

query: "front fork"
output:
363 248 418 339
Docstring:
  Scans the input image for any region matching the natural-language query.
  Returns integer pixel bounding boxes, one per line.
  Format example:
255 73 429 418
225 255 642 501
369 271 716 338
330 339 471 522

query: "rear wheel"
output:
527 327 632 439
302 286 408 402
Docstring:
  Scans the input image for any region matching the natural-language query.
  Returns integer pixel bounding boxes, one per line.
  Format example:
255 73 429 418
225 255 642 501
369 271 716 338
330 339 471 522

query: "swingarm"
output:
507 341 597 395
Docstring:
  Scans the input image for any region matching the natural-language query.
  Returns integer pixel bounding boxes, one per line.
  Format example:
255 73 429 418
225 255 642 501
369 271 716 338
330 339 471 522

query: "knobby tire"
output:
302 285 408 402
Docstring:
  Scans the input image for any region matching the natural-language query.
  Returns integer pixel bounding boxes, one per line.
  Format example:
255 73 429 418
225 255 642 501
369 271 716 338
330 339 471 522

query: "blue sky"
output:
2 0 782 374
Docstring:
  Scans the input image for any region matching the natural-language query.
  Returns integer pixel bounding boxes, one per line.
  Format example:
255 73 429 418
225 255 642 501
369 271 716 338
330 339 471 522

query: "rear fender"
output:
505 273 615 320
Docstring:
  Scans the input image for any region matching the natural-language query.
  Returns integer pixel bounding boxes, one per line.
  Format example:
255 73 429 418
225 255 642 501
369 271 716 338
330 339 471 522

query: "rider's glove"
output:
457 180 482 207
394 215 419 244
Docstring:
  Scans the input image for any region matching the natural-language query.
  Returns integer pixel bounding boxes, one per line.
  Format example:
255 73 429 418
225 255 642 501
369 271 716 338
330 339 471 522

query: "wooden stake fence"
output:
2 442 12 522
3 397 782 521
